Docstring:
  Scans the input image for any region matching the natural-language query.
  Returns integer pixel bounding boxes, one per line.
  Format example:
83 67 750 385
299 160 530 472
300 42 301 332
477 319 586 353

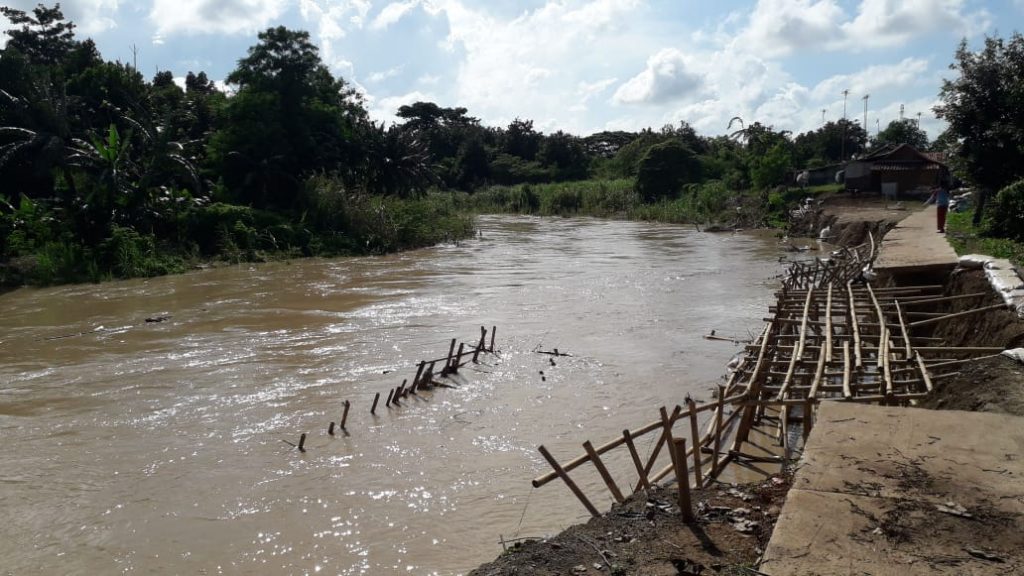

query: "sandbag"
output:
958 254 991 269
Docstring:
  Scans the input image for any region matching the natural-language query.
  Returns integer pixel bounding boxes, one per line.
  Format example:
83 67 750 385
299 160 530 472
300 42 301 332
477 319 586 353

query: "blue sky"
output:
3 1 1022 139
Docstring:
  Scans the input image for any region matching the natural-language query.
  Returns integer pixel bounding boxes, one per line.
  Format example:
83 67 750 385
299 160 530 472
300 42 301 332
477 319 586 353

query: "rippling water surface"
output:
0 216 788 574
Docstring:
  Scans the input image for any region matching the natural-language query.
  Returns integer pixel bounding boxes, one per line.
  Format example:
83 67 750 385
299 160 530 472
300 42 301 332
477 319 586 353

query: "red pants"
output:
937 205 948 232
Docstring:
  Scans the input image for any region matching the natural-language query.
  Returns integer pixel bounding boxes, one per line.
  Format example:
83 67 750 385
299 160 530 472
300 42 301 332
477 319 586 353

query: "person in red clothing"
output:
925 180 951 233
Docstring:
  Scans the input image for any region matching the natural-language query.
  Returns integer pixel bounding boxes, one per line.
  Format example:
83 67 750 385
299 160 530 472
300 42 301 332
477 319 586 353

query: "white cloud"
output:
734 0 845 57
370 0 420 31
1 0 119 35
417 74 442 85
150 0 285 35
810 58 929 102
369 90 436 124
733 0 989 57
428 0 646 134
842 0 990 48
577 77 618 102
367 65 404 83
297 0 372 75
613 48 704 105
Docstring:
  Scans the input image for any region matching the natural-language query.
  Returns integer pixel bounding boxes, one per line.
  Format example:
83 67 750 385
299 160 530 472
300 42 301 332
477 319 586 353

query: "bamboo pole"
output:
385 388 395 406
622 429 651 492
445 338 456 372
894 301 912 360
341 400 351 430
885 292 988 307
583 440 624 504
413 361 425 389
732 323 773 448
842 341 852 399
777 290 813 400
809 336 827 399
371 392 380 414
915 351 934 393
847 282 863 370
537 445 599 517
882 330 893 398
908 303 1007 328
825 282 834 361
686 398 704 487
671 438 695 522
712 386 725 476
489 326 497 352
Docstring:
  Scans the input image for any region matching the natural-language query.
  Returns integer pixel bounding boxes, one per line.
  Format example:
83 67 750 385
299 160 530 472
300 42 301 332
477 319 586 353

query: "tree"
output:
635 140 700 202
501 118 541 160
361 123 436 198
211 26 366 208
751 142 793 189
793 119 868 166
936 34 1024 223
872 119 929 150
539 130 588 181
0 3 77 67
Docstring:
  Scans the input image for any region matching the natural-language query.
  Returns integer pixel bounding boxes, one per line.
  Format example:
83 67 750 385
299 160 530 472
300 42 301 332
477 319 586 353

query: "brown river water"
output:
0 216 791 575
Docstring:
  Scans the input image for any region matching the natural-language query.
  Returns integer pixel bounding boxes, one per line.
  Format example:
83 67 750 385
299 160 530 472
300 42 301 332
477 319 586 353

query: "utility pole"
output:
821 108 826 125
862 94 869 134
876 118 880 136
130 43 138 70
916 111 922 127
899 103 905 121
841 89 850 161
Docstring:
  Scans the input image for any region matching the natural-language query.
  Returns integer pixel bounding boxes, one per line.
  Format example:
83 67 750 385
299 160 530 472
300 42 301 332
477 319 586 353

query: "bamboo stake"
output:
445 338 457 372
777 290 813 400
915 351 934 393
882 330 893 398
842 341 852 399
371 392 380 414
538 445 599 517
622 429 651 492
385 388 394 406
671 438 695 522
908 303 1007 328
686 398 704 487
473 326 487 362
341 400 351 430
732 323 773 448
825 282 834 361
894 301 912 360
637 406 682 492
847 282 863 370
887 292 989 307
712 386 725 476
413 362 425 389
489 326 497 352
582 440 624 503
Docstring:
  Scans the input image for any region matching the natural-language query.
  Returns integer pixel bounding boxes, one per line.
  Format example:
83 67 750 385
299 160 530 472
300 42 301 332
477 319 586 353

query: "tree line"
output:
2 3 1019 285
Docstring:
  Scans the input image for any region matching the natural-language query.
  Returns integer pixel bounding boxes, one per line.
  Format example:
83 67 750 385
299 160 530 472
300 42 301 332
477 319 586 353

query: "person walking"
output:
925 180 951 233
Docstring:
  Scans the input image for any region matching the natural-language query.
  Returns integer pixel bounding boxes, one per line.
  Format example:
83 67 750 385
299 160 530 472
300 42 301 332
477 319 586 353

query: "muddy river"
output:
0 216 790 574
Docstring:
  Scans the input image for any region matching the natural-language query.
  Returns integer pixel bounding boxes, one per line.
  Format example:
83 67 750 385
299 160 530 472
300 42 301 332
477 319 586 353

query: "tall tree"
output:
0 3 76 67
210 26 366 208
872 119 929 150
936 34 1024 223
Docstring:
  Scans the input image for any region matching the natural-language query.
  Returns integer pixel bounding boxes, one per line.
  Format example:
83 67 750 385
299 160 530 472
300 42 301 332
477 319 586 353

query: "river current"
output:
0 216 787 574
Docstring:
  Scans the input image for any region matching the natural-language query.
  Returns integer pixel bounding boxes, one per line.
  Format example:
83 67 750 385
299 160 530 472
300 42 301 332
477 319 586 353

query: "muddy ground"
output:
470 476 791 576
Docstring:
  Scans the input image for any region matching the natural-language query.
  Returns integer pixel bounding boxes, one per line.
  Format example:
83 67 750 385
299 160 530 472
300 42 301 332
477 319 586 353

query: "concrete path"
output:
761 402 1024 575
874 206 959 274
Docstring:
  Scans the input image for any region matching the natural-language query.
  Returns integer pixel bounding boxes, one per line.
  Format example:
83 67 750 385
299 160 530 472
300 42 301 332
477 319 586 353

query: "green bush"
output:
635 141 701 202
986 179 1024 241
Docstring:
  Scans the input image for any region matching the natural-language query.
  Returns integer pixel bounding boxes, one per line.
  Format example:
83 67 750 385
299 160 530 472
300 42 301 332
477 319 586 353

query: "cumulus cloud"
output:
297 0 372 75
734 0 845 57
810 58 930 102
369 89 436 124
367 65 404 83
370 0 420 30
613 48 703 105
150 0 286 35
2 0 119 35
733 0 990 56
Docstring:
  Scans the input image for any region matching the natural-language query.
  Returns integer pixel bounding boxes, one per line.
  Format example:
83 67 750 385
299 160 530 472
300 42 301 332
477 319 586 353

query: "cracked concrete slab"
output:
761 402 1024 575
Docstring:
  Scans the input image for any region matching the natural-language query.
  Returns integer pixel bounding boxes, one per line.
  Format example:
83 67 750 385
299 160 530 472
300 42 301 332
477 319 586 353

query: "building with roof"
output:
843 144 948 196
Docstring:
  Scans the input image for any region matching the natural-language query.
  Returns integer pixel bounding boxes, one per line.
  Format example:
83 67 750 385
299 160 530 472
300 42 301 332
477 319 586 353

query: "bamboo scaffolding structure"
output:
686 398 704 487
908 303 1008 328
842 341 852 398
622 429 651 491
848 282 863 369
894 301 912 360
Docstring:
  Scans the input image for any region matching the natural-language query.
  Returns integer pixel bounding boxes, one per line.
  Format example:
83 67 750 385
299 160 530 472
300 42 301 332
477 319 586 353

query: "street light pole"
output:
841 89 849 161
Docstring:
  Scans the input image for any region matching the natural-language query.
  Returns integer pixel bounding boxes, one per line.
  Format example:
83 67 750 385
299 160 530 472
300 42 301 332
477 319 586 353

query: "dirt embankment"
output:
470 477 791 576
915 269 1024 416
789 194 904 247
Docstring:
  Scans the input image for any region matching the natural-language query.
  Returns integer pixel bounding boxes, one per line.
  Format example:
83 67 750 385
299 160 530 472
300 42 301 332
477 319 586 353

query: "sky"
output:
2 1 1022 140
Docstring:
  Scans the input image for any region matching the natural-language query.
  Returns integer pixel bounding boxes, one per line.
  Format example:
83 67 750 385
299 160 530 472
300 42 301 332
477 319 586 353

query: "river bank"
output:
470 198 1024 575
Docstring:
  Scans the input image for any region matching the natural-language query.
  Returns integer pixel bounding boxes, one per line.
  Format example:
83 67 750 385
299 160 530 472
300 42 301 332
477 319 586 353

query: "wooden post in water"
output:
489 326 497 352
298 433 307 453
538 445 600 517
473 327 487 363
453 343 465 373
341 400 351 430
671 438 695 523
385 388 394 406
328 422 336 436
413 362 426 389
371 392 381 414
400 379 409 398
712 386 725 477
445 338 457 372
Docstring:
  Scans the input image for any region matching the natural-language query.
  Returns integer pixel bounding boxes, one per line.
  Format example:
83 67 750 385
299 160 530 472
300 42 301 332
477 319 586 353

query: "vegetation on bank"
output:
2 4 1022 287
